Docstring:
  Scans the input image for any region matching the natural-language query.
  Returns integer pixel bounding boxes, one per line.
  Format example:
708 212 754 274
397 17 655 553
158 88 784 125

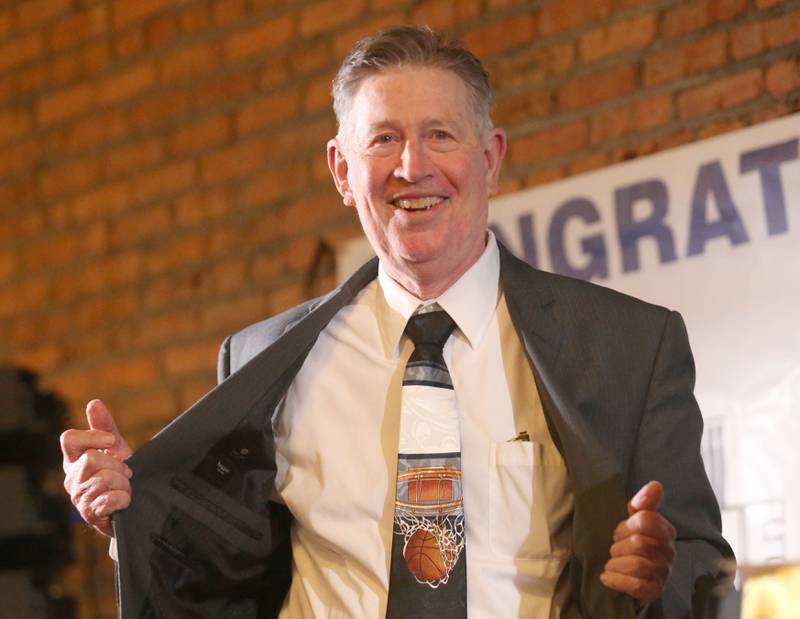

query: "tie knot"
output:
404 308 456 351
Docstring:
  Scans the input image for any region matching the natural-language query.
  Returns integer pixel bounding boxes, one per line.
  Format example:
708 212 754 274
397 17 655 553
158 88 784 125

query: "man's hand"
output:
61 399 133 537
600 480 677 608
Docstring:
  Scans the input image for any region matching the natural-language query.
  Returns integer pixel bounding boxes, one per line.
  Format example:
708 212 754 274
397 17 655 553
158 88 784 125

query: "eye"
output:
432 130 451 140
372 134 395 145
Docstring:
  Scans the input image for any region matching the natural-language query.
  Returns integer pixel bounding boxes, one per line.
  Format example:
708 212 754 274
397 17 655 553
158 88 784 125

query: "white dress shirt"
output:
274 235 573 617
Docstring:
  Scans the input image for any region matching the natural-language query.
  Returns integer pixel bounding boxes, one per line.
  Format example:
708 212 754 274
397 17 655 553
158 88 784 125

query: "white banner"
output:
337 113 800 565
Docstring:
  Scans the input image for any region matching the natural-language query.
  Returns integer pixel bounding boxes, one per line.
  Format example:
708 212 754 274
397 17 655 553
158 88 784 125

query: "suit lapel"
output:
499 244 634 619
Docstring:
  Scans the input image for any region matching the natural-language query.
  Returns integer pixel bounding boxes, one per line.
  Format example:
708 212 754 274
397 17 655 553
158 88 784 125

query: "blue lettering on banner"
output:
687 161 749 256
548 198 608 280
740 138 799 236
614 179 677 272
492 136 798 281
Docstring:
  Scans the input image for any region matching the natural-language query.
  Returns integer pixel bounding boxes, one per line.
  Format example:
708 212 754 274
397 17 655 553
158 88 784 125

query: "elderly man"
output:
61 25 731 618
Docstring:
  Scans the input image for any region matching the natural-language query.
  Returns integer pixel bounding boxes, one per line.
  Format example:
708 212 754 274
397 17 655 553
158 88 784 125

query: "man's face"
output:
328 67 506 297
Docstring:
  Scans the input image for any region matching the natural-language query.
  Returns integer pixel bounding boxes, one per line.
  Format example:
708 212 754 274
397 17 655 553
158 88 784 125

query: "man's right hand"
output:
61 399 133 537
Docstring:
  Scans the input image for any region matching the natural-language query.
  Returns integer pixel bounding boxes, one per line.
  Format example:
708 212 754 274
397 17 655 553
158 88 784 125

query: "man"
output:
61 26 731 617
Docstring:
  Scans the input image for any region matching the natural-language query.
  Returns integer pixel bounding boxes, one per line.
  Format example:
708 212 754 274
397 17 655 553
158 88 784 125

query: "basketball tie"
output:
386 304 467 618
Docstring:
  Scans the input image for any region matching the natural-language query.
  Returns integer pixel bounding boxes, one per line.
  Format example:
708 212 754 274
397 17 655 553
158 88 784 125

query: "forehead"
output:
347 66 473 133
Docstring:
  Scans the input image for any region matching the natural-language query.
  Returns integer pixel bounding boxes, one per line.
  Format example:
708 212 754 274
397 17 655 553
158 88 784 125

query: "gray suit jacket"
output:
113 244 732 618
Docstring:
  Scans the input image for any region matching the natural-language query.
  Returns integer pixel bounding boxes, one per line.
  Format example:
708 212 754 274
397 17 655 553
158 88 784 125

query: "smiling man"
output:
61 26 732 618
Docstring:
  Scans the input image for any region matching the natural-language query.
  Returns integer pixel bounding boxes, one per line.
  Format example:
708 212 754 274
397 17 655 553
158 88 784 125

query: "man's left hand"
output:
600 480 676 608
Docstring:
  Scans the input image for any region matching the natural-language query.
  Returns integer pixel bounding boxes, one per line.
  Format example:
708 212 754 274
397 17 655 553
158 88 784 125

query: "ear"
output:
483 128 507 197
327 138 354 206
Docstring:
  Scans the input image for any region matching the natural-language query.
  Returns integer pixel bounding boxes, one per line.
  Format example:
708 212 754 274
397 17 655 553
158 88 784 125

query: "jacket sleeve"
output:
633 311 734 618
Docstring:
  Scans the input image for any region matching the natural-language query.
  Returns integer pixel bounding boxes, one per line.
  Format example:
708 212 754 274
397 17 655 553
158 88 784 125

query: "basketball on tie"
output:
403 528 456 585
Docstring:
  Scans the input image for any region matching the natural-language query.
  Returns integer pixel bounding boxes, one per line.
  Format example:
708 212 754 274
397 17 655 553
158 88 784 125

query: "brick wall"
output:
0 0 797 616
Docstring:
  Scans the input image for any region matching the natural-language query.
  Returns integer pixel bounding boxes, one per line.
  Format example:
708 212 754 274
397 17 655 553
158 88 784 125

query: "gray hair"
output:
332 25 493 138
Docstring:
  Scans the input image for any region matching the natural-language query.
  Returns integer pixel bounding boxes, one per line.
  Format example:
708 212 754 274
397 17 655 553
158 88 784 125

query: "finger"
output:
60 429 115 467
628 480 663 515
605 554 669 583
80 491 131 537
65 449 132 495
75 469 132 506
615 510 676 542
86 399 132 460
600 570 663 604
609 533 676 564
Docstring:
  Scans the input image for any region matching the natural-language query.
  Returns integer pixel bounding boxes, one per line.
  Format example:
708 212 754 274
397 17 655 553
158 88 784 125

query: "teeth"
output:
394 196 443 210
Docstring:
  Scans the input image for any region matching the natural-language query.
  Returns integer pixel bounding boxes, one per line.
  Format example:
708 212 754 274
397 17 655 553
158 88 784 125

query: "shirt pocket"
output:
488 440 552 559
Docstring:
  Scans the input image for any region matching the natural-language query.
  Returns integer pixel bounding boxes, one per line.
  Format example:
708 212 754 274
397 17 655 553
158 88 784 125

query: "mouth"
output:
391 196 445 211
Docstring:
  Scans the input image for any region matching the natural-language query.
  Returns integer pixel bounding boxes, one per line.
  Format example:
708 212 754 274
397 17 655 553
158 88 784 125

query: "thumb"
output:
628 480 663 516
86 399 132 459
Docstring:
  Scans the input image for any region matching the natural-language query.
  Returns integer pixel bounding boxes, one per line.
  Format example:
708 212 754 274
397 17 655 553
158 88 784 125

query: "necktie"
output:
386 304 467 618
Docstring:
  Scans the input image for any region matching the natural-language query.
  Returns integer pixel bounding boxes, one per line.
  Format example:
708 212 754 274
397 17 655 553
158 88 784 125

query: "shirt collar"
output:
375 232 500 358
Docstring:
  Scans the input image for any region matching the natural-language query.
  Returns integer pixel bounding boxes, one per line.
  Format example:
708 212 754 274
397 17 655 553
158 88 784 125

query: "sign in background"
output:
337 113 800 566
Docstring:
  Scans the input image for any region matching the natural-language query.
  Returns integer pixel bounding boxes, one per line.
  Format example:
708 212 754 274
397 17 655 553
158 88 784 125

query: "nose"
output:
393 138 433 183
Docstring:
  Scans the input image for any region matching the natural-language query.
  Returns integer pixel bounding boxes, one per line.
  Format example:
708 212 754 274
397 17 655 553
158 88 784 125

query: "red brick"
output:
179 376 216 409
93 356 160 393
260 60 291 90
145 13 179 50
0 31 44 72
290 40 332 75
133 161 196 204
110 387 179 431
40 158 103 200
663 1 709 38
36 82 95 125
224 13 295 61
174 189 235 227
750 101 790 124
163 339 220 377
755 0 783 6
509 120 589 165
0 249 16 283
206 258 247 295
0 139 41 178
136 307 200 346
579 13 657 63
200 291 268 335
48 5 108 52
492 43 573 90
109 205 172 248
192 69 259 109
539 0 613 36
332 12 408 58
0 107 31 144
0 278 48 317
0 180 36 214
643 49 683 87
677 69 763 119
299 0 365 37
494 88 552 125
684 31 728 75
766 58 800 97
115 27 145 58
21 230 84 271
569 152 610 175
239 160 310 207
303 74 335 113
730 22 764 60
113 0 173 28
634 94 673 130
46 53 80 87
16 0 71 29
105 137 166 177
463 14 536 58
201 138 267 184
0 11 10 39
0 209 44 245
98 63 156 105
236 90 301 134
698 118 743 139
14 344 64 374
763 11 800 50
80 252 143 293
130 90 190 130
558 65 636 111
590 105 632 143
212 0 246 27
410 0 482 30
12 62 47 97
160 42 219 82
79 39 113 74
69 181 133 223
74 291 138 331
280 192 343 237
170 114 231 156
177 3 212 35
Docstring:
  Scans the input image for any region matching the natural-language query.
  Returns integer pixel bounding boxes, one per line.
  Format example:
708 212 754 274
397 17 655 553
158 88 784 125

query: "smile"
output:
392 197 444 211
